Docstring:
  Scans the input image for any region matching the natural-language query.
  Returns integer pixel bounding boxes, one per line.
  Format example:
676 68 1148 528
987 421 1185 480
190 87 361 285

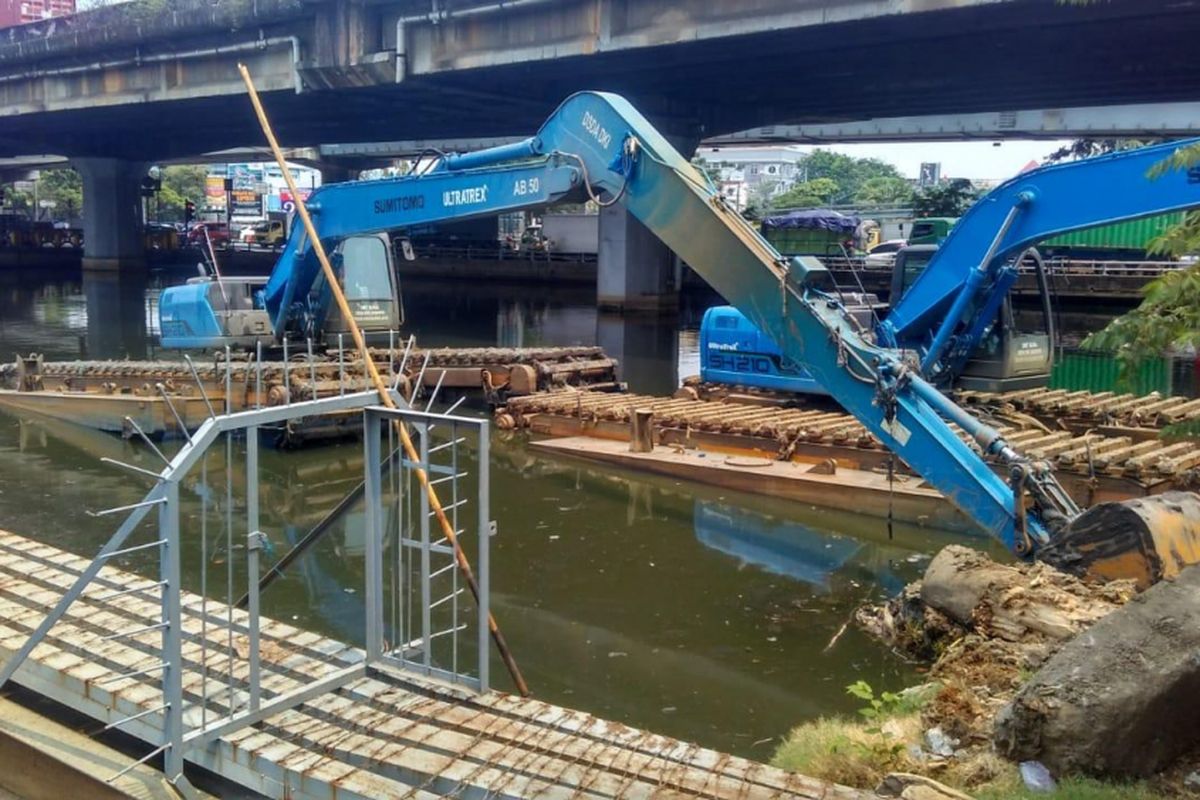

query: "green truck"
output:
907 213 1185 259
760 209 860 257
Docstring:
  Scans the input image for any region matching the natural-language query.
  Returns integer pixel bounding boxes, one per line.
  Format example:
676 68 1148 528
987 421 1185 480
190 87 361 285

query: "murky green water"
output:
0 266 997 758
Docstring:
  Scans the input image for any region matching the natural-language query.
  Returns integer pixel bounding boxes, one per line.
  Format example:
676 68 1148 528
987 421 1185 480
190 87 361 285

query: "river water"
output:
0 265 1000 759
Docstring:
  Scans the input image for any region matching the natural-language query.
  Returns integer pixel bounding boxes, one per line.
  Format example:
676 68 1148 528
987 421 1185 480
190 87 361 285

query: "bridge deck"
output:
0 529 863 799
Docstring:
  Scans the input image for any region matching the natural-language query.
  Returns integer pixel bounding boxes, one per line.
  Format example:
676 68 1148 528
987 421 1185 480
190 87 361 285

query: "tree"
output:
800 150 905 203
771 177 840 210
853 176 914 206
1043 138 1156 165
1082 141 1200 383
912 178 979 217
37 168 82 221
154 165 208 222
1084 266 1200 386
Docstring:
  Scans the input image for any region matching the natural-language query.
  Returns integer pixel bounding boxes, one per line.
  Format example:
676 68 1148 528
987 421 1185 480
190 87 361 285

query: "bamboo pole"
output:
236 63 529 697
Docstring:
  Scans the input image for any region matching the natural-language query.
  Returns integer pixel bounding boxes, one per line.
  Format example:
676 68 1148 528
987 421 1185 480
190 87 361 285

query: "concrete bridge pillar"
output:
319 164 359 185
74 158 145 271
596 133 697 312
597 204 680 312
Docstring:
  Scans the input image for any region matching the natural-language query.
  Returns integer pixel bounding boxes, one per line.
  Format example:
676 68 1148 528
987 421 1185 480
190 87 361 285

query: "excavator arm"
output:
261 157 585 336
437 92 1080 553
438 92 1200 580
880 138 1200 379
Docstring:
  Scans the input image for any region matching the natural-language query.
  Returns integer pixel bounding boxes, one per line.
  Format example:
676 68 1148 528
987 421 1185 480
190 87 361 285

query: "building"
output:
0 0 75 29
696 145 806 213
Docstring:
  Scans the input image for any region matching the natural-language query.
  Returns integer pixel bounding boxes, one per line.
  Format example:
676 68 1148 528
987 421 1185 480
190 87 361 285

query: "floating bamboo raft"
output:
500 391 1200 504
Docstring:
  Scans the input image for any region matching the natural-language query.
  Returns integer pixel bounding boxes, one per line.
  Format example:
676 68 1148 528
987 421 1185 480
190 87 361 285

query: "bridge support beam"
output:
597 133 699 312
597 205 680 313
75 158 145 272
319 164 358 185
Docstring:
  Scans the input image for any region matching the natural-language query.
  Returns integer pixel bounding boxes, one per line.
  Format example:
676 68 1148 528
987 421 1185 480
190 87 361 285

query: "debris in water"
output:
607 651 627 658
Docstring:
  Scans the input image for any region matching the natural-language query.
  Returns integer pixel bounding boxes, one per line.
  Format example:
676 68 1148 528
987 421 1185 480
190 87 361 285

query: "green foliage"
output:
802 150 904 203
1043 138 1155 165
913 178 979 217
772 177 840 210
37 168 82 220
154 165 208 222
974 776 1163 800
1082 264 1200 387
846 680 934 722
846 680 905 723
853 176 914 206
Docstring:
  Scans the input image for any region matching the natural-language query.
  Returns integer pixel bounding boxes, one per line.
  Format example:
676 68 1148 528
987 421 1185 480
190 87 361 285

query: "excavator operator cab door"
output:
318 233 404 344
891 246 1053 392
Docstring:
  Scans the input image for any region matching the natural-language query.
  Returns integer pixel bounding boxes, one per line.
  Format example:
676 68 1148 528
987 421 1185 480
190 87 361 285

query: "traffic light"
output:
184 199 196 226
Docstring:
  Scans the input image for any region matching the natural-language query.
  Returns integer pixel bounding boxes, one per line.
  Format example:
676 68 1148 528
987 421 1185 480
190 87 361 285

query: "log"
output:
919 546 1133 644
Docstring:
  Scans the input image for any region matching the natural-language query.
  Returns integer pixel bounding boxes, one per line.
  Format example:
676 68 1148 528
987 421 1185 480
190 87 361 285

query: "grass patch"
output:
974 775 1166 800
771 713 922 788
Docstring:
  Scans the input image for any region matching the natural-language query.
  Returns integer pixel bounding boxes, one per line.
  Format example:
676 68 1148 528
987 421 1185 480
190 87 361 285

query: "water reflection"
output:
82 269 150 359
695 500 913 595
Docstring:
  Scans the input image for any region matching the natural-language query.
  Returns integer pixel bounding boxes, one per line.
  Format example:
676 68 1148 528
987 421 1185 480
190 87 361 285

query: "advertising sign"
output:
279 189 312 214
205 175 226 209
230 189 262 217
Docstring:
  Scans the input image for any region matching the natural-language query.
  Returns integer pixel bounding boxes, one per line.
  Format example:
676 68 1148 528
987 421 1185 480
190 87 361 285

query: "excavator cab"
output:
890 245 1053 392
308 233 404 344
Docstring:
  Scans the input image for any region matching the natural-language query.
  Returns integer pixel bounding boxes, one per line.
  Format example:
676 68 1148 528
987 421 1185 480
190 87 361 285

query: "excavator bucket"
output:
1043 491 1200 590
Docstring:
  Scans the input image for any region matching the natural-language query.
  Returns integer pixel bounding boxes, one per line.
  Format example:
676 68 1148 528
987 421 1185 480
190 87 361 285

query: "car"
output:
187 222 231 249
863 239 907 268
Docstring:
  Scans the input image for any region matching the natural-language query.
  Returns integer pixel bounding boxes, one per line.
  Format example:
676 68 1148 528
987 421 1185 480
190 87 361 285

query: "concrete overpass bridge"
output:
1 0 1196 301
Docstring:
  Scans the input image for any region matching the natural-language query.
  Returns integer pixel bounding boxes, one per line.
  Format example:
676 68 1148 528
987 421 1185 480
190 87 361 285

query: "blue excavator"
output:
158 92 1199 587
701 141 1200 395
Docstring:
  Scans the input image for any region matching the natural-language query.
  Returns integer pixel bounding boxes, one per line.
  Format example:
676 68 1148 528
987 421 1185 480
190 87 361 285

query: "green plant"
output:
846 680 906 724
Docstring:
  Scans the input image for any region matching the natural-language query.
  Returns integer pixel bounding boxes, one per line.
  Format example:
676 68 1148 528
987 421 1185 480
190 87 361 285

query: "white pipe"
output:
394 0 558 83
0 35 302 93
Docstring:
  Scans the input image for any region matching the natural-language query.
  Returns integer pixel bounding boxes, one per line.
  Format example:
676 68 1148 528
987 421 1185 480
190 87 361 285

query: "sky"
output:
799 140 1074 183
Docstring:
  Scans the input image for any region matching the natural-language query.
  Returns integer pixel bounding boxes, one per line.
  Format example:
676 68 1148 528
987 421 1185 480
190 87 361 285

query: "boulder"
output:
994 564 1200 777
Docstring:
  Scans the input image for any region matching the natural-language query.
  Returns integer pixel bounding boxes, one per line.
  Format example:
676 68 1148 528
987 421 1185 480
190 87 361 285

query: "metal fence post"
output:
364 410 384 662
477 419 490 693
160 478 184 780
246 426 261 713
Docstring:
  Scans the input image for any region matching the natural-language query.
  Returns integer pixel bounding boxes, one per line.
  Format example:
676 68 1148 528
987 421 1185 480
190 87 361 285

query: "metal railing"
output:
0 387 493 786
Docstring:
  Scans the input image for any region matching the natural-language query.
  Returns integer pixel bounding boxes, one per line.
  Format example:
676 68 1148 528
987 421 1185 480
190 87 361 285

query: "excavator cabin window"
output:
340 236 393 301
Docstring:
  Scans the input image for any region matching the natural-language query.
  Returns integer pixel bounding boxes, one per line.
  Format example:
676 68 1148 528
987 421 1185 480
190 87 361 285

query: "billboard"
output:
279 189 311 214
205 175 226 209
230 189 262 217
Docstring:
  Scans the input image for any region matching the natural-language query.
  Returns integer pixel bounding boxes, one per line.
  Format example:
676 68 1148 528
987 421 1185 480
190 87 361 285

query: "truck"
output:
907 213 1186 259
760 208 861 257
